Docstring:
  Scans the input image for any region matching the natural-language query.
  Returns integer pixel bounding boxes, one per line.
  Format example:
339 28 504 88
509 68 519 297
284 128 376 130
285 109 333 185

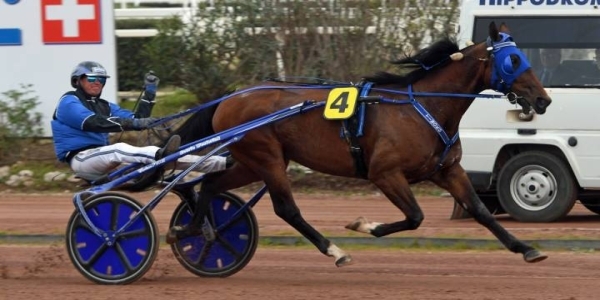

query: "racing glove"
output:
142 71 159 102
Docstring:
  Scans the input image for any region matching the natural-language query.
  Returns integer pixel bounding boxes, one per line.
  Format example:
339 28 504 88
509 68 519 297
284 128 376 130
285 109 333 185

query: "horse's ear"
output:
499 22 511 34
489 21 500 42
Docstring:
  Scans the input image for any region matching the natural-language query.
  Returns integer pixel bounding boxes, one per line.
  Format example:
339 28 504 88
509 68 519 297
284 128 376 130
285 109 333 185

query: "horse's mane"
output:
364 37 460 86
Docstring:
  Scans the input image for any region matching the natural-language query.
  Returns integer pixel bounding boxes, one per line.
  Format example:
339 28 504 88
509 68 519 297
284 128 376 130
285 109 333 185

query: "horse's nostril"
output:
537 97 551 109
535 97 551 114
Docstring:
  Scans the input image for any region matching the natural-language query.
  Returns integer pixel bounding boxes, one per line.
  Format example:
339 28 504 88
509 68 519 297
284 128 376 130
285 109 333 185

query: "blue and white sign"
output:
0 0 116 136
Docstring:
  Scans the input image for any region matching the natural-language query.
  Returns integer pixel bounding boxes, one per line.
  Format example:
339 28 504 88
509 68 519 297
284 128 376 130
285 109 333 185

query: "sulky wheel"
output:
65 192 159 284
169 192 259 277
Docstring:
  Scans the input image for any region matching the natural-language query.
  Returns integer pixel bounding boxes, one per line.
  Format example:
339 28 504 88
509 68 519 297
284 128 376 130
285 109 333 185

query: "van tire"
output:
497 151 576 222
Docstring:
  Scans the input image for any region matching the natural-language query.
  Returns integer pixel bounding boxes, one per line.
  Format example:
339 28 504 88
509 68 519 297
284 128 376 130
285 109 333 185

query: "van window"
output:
472 17 600 87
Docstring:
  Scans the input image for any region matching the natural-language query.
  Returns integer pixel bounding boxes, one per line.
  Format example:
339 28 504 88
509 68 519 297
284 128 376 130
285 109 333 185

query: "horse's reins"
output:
148 84 509 128
144 33 530 177
143 84 512 175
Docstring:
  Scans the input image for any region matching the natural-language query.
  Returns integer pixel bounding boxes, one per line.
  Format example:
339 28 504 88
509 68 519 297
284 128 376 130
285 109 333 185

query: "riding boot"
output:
155 134 181 173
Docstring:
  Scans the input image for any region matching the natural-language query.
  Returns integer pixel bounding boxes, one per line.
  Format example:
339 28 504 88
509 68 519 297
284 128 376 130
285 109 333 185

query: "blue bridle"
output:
487 32 531 94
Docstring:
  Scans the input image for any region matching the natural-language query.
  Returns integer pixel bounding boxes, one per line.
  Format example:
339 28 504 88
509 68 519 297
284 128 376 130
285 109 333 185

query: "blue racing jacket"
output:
51 90 153 162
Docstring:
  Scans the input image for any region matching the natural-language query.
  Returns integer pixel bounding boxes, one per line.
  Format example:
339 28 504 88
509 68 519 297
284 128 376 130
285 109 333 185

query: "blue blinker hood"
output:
487 32 531 94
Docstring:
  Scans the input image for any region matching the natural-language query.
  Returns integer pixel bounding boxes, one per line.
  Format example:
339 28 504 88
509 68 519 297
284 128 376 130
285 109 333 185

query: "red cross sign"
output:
41 0 102 44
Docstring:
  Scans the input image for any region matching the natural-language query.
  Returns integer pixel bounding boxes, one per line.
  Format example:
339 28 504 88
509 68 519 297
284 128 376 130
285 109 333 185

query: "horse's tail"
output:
121 103 218 192
171 103 218 145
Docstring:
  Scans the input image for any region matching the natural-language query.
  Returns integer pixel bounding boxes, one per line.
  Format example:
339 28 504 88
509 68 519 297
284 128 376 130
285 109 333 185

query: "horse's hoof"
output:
345 216 367 231
165 226 183 245
167 225 205 244
335 255 353 267
523 249 548 263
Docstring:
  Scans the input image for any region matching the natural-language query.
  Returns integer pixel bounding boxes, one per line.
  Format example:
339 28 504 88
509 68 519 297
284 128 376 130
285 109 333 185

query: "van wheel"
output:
497 151 576 222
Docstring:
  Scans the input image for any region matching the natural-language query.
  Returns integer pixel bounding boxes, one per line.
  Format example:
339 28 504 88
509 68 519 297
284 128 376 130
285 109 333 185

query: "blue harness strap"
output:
406 85 459 173
337 82 460 178
340 82 371 138
341 83 460 177
355 82 372 136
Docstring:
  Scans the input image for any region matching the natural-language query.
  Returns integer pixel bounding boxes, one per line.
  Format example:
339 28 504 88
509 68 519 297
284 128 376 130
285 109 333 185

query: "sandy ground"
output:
1 191 600 299
2 191 600 239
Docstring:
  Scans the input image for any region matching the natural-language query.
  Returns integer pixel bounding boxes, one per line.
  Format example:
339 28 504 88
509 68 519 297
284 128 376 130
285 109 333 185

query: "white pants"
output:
70 142 227 180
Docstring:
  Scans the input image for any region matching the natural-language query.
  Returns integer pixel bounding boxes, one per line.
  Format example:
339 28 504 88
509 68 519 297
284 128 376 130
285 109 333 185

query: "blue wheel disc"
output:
66 192 159 284
170 192 258 277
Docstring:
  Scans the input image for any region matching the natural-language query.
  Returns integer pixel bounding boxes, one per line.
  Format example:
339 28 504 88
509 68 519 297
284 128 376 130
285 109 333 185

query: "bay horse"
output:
166 22 551 265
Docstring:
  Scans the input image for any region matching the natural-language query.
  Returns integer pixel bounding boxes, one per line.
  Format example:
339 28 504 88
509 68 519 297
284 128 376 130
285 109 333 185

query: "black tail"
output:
170 103 218 145
121 103 219 192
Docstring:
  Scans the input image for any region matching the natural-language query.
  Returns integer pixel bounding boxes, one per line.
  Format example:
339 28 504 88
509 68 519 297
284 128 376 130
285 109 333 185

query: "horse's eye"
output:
511 55 520 65
501 54 520 74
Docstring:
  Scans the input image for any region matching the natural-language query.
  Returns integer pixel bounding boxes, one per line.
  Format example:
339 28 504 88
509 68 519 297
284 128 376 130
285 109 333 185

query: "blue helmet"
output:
70 61 110 88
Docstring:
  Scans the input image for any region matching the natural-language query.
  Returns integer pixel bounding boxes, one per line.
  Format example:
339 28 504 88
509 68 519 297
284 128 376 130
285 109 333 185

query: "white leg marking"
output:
327 244 353 267
326 244 347 260
346 216 383 234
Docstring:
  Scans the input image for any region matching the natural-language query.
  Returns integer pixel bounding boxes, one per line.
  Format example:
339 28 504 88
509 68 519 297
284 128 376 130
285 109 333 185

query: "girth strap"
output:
339 83 372 179
341 120 368 179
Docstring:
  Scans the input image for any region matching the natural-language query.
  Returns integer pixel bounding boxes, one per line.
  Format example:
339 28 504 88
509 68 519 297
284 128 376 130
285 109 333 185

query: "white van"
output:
454 0 600 222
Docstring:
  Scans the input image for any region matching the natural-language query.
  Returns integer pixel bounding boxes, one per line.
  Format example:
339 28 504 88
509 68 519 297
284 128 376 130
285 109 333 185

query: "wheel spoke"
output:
192 241 214 265
110 199 120 231
215 234 243 258
81 242 109 268
217 213 245 232
114 242 135 272
119 228 148 239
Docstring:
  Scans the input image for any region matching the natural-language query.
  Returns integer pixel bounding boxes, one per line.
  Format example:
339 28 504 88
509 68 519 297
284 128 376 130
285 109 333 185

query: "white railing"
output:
114 0 206 9
112 0 388 37
114 0 203 37
114 0 202 20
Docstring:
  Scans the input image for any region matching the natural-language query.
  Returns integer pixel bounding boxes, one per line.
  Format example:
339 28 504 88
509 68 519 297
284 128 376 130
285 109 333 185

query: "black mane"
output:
364 37 460 86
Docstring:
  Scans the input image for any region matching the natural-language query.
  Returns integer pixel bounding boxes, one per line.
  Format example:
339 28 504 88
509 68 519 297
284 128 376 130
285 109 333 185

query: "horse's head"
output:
485 22 551 115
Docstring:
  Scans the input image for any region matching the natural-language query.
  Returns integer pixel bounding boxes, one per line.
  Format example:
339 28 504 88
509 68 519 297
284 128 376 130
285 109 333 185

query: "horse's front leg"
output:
346 172 424 237
429 163 547 263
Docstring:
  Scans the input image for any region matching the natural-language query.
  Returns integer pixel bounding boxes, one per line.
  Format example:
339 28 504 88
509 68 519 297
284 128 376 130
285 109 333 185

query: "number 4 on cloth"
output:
323 87 359 120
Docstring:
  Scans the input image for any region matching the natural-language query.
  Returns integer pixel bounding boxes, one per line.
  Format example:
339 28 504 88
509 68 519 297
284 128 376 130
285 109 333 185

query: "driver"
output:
51 61 228 182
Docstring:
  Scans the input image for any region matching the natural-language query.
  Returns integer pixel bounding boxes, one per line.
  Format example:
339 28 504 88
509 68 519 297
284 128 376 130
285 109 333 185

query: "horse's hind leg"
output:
429 164 547 263
243 155 352 267
267 168 353 266
346 172 425 237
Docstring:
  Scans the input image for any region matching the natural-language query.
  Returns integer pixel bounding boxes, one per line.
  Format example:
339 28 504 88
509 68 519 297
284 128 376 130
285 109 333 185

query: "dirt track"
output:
2 191 600 299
